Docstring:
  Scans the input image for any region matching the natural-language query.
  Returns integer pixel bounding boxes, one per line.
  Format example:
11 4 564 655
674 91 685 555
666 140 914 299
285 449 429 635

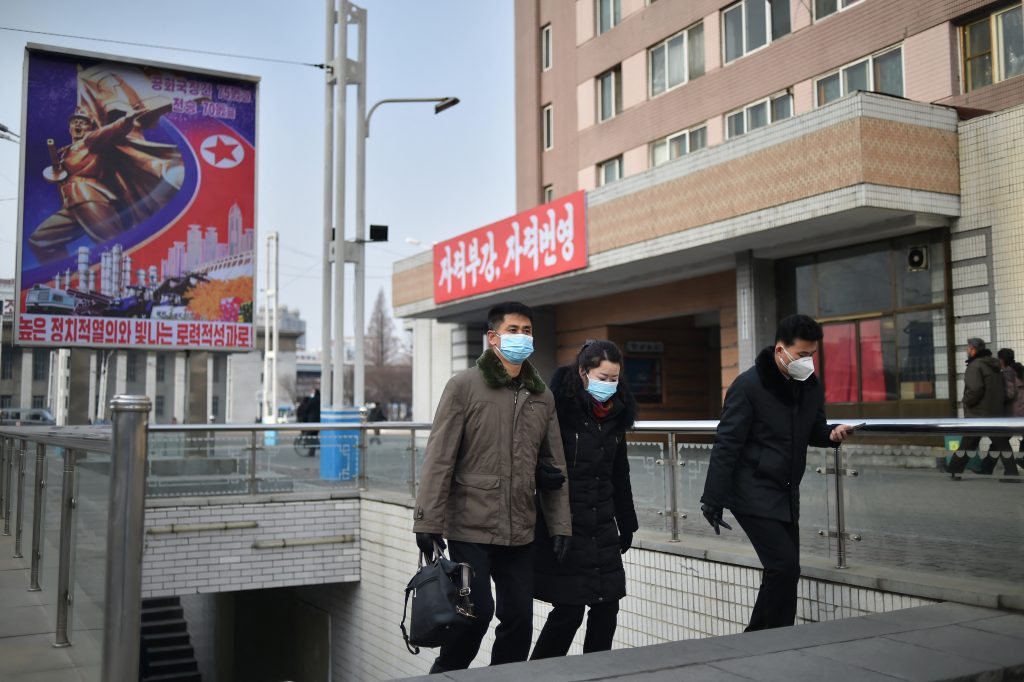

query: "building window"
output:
598 156 623 186
31 351 47 381
651 125 708 166
32 395 44 410
726 92 792 138
597 66 622 122
126 354 137 382
543 185 555 202
156 354 165 382
814 0 862 21
0 395 11 409
649 22 705 98
155 395 165 417
542 104 554 150
723 0 790 64
962 5 1024 92
597 0 620 35
1 349 11 380
816 46 903 106
541 24 552 70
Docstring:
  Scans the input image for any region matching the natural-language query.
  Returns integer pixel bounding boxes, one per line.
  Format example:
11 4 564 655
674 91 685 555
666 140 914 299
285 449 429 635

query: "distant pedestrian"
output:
949 339 1017 477
700 315 855 631
531 340 638 660
998 348 1024 417
296 383 321 457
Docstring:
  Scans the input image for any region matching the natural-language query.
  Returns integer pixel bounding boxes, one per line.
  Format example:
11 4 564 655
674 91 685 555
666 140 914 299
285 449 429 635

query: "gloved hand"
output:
701 504 732 535
619 531 633 555
535 462 566 491
415 532 446 560
552 535 572 563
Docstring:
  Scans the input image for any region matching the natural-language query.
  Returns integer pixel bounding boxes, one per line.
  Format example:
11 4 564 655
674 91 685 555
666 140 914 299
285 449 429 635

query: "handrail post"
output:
29 442 46 591
667 432 680 542
13 439 26 558
248 429 257 495
408 428 417 499
1 437 8 525
101 395 151 682
358 409 369 491
833 444 848 569
3 437 14 535
53 447 79 647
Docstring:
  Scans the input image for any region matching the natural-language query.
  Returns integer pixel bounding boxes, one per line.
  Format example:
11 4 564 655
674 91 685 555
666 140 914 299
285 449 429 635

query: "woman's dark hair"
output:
998 348 1024 381
560 339 637 427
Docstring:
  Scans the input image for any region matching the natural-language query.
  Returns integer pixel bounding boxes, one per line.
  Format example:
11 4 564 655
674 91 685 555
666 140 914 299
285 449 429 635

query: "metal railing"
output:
2 412 1023 680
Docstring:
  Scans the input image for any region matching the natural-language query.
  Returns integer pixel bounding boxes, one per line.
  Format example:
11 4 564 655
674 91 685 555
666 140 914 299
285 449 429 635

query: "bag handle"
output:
399 584 420 655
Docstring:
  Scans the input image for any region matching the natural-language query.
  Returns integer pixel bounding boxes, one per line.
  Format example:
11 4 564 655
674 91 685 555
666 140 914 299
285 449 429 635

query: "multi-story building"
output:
393 0 1024 422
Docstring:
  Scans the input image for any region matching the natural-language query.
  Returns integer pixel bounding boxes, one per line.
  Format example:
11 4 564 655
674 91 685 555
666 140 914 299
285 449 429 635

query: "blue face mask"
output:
585 377 618 403
497 333 534 365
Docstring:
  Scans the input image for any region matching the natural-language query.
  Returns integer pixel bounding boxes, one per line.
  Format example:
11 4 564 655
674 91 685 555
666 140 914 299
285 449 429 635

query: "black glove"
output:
415 532 446 560
700 504 732 535
535 462 566 491
619 531 633 555
552 535 572 563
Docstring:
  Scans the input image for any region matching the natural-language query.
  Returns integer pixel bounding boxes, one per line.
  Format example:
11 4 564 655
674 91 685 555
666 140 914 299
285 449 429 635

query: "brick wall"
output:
142 495 360 598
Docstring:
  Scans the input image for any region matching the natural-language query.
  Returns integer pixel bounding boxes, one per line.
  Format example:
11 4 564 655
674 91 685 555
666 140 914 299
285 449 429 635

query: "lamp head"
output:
434 97 460 114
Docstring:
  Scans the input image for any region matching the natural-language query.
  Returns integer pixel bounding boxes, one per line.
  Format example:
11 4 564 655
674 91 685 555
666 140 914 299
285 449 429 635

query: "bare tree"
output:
366 288 402 367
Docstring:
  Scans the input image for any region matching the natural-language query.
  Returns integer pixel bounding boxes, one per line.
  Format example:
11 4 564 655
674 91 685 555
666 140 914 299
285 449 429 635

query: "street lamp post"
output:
354 95 459 407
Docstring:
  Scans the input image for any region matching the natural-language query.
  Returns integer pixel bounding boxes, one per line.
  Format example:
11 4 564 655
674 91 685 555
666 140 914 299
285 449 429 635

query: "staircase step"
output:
142 596 181 610
142 606 185 622
148 644 195 661
149 657 199 675
141 631 191 648
142 674 201 682
141 618 187 634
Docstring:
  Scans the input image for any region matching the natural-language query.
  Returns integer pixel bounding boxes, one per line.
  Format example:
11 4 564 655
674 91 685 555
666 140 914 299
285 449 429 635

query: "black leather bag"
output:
400 543 476 654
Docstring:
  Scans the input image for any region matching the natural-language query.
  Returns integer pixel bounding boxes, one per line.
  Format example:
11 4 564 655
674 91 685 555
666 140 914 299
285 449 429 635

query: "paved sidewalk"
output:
397 603 1024 682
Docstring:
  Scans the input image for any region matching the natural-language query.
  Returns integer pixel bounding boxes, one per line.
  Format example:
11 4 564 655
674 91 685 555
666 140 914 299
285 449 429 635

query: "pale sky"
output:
0 0 516 348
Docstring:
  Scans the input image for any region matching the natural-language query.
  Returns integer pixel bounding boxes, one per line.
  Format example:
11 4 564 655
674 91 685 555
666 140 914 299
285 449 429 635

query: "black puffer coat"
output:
534 366 638 606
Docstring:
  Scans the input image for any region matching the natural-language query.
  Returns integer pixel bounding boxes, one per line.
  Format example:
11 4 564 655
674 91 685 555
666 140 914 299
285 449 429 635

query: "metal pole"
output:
353 4 367 409
2 437 12 535
408 428 417 499
53 448 79 648
332 0 349 410
100 395 151 681
29 442 46 591
667 433 680 542
249 429 258 495
1 437 8 527
13 440 26 558
321 0 336 407
833 445 848 569
357 408 368 491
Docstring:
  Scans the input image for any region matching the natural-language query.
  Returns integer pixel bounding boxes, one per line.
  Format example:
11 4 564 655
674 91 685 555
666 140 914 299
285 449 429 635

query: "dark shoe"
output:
951 473 963 481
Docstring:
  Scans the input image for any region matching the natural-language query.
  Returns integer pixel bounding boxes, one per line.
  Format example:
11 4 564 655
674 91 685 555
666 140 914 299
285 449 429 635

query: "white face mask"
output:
781 347 815 381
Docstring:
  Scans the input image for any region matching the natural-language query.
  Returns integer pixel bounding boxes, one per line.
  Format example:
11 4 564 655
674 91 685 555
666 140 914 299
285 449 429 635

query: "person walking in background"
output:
700 315 855 631
413 302 572 673
949 339 1017 478
998 348 1023 475
531 340 638 660
296 382 320 457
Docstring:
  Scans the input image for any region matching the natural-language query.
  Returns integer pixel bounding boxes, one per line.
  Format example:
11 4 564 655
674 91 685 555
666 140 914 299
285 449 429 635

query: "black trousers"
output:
950 437 1019 475
733 513 800 631
431 541 535 672
531 601 620 659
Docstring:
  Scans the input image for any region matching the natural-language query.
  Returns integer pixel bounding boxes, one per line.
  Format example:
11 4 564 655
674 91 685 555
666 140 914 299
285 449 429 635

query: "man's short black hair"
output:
775 314 823 345
487 302 534 331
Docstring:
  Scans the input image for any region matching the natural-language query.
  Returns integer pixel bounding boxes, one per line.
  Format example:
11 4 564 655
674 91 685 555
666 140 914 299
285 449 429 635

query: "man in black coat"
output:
700 314 854 631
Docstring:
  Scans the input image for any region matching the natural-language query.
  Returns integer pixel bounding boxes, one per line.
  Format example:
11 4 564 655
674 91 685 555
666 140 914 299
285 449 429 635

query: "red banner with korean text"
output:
433 191 587 304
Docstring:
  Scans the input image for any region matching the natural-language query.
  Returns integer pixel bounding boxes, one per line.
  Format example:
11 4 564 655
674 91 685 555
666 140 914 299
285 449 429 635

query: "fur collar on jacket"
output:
476 348 547 394
550 365 636 430
755 345 819 404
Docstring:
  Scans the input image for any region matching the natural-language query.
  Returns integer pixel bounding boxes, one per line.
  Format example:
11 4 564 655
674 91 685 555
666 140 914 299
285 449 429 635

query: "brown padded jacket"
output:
413 349 572 546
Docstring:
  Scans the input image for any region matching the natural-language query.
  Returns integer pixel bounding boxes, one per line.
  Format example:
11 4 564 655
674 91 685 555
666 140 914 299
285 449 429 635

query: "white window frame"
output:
542 104 554 151
650 124 708 167
543 185 554 202
814 45 904 107
648 22 704 98
597 67 622 122
722 0 789 65
541 24 552 71
597 0 621 35
598 156 624 186
961 5 1024 93
813 0 863 22
725 91 793 139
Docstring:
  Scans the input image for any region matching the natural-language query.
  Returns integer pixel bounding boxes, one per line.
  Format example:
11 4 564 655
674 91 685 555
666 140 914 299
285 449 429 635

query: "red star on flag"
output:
207 137 238 164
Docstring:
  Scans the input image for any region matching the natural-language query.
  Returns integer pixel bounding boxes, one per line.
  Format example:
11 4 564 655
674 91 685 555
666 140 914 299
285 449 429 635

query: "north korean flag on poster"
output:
15 47 258 351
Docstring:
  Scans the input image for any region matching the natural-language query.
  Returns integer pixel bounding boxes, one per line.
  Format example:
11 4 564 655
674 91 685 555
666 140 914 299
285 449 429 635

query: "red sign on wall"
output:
433 191 587 304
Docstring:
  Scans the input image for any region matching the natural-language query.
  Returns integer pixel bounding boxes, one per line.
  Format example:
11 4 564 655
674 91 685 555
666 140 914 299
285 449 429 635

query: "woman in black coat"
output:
531 340 638 659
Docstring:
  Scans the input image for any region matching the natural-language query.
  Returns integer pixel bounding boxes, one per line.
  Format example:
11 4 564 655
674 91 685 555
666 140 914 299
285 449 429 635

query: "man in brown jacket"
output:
414 301 572 673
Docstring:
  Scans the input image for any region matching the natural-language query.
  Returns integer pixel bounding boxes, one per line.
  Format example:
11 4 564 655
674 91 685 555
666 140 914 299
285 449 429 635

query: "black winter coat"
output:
701 347 834 523
534 366 639 606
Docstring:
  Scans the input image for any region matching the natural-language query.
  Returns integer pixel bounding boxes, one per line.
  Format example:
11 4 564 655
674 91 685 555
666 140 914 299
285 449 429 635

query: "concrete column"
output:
206 354 214 422
145 353 157 423
736 251 777 371
225 355 235 423
20 349 32 408
88 352 98 424
173 352 187 423
114 351 128 395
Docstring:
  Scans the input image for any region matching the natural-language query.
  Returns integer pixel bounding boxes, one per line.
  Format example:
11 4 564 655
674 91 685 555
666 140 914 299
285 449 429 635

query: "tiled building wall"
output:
951 103 1024 409
318 497 936 682
141 497 360 598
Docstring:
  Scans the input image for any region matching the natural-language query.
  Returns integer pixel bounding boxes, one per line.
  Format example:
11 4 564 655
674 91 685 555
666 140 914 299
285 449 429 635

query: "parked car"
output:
0 408 57 426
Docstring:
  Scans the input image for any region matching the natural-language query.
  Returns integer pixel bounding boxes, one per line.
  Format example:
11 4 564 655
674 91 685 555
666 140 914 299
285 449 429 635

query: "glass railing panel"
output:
364 430 416 495
262 428 322 494
70 448 110 668
626 438 670 536
147 430 256 498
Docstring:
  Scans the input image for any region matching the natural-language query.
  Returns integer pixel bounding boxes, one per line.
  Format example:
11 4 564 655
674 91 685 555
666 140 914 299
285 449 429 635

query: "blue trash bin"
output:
321 407 362 481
